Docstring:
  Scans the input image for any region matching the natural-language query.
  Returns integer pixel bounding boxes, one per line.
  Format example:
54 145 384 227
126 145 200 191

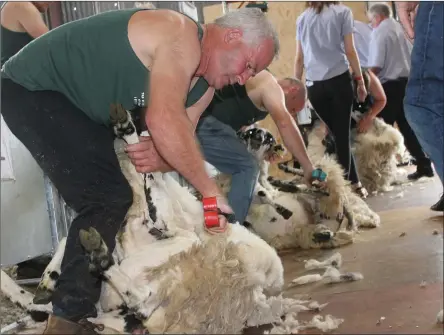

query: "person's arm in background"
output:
261 77 314 184
342 8 367 102
395 1 419 41
294 40 304 81
366 71 386 118
186 86 216 131
357 71 387 132
294 17 304 80
17 2 49 38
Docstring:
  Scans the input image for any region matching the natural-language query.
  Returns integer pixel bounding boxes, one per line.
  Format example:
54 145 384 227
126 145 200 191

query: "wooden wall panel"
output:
202 2 371 178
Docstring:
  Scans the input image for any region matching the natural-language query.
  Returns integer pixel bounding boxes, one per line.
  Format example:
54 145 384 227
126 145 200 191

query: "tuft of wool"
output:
304 252 342 270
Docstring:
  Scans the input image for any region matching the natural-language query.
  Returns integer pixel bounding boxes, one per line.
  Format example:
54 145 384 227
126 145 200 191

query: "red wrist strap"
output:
203 197 220 228
354 76 363 81
203 196 218 211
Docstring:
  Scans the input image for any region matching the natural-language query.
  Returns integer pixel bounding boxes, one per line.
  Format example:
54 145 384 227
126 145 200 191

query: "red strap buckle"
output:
203 197 220 228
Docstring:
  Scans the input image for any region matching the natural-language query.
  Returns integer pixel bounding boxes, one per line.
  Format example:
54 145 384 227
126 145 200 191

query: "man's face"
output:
284 85 306 116
204 29 275 89
368 13 383 29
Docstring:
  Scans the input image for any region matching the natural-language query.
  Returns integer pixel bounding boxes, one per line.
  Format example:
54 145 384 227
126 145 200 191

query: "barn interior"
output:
0 1 443 335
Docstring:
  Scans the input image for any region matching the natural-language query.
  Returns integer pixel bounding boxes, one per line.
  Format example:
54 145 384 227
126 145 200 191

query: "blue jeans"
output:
196 116 259 224
404 2 444 184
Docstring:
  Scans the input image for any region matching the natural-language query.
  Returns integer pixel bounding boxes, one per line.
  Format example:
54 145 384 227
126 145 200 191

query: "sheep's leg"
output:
79 227 115 275
335 211 345 232
256 189 293 219
33 237 67 305
1 270 52 317
278 162 304 176
267 177 302 194
343 205 356 231
313 198 324 224
79 227 158 321
110 103 139 144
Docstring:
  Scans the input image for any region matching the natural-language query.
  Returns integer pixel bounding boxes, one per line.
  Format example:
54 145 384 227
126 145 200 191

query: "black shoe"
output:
407 166 434 180
397 158 416 167
431 195 444 212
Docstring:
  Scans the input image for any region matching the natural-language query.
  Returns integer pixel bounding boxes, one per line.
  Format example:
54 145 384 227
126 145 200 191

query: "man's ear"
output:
224 28 243 44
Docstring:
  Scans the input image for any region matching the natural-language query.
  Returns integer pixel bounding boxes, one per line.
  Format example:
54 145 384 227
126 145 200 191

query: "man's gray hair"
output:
214 7 280 58
368 3 392 18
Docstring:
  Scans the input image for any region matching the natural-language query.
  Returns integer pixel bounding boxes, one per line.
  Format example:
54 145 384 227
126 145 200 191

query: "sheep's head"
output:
237 127 286 161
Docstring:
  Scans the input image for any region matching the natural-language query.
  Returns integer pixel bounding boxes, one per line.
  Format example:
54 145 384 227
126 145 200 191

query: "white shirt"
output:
353 20 372 68
368 17 413 83
297 4 354 81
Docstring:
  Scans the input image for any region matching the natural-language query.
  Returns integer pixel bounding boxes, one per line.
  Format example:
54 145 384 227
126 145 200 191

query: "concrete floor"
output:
249 170 443 334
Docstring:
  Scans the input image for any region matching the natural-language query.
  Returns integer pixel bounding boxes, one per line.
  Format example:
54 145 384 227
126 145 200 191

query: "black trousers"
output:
307 71 360 185
379 78 431 168
1 79 132 321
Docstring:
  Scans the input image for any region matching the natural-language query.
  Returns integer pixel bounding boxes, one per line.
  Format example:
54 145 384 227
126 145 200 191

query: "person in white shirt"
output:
295 1 368 199
367 3 434 181
353 20 372 68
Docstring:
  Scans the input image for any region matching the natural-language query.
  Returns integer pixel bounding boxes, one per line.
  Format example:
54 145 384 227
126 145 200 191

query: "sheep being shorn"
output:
350 111 410 192
304 111 412 194
212 127 356 251
3 104 321 334
279 122 381 230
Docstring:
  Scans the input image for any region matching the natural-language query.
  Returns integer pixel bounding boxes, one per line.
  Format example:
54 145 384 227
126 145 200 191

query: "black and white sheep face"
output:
237 127 286 161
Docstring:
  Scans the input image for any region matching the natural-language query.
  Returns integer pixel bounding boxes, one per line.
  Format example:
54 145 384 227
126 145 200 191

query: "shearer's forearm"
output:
147 110 220 198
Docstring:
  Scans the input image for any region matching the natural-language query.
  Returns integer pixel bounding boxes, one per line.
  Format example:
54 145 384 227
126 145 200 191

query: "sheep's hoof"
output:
80 228 113 274
110 103 128 125
275 205 293 219
313 231 333 243
79 227 102 253
33 288 53 305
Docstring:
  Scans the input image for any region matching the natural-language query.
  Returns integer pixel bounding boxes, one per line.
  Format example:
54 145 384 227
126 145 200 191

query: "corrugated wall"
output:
59 1 202 23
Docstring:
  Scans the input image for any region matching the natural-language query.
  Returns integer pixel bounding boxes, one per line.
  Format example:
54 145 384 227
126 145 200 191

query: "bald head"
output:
278 77 307 115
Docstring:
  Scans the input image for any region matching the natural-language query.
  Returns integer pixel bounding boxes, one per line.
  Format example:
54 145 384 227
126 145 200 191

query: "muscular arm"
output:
145 35 220 198
18 2 49 38
262 80 313 173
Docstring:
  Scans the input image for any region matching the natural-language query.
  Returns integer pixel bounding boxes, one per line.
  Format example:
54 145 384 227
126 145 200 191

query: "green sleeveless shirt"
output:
201 83 268 131
1 25 33 65
1 8 209 125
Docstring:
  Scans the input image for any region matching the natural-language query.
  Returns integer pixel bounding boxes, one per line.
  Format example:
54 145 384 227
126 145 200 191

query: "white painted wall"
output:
0 116 53 267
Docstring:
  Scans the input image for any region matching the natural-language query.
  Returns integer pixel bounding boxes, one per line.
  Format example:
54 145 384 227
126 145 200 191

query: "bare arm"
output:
262 81 313 173
294 40 304 80
344 33 363 79
186 87 215 132
145 36 220 198
18 2 49 38
367 71 386 117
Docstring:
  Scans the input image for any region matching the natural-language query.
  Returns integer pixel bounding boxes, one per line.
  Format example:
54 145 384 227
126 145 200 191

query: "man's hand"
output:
125 136 173 173
396 1 419 41
357 81 368 102
203 196 233 235
357 114 374 133
305 168 328 189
